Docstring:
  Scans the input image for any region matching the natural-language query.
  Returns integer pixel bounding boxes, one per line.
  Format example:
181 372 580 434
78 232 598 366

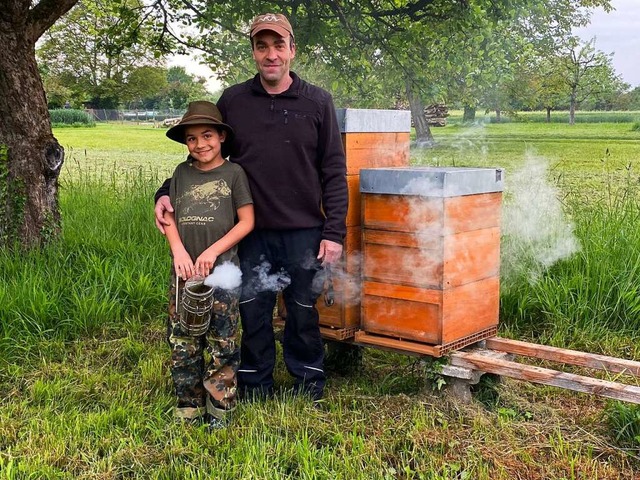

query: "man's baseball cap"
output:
250 13 294 39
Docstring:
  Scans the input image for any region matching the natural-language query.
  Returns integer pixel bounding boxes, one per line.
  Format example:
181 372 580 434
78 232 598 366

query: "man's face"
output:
252 31 296 88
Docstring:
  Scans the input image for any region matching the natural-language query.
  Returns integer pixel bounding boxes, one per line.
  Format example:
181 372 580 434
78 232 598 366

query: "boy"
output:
163 101 254 428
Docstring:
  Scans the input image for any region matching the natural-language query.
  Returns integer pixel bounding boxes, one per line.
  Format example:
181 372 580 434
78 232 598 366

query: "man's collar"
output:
251 72 300 97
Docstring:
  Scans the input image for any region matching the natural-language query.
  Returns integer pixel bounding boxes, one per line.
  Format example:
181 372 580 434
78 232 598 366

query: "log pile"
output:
394 99 450 128
162 117 182 127
424 104 449 127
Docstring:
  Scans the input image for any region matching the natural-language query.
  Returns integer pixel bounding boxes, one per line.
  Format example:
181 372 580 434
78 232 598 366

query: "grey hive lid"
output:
335 108 411 133
360 167 504 197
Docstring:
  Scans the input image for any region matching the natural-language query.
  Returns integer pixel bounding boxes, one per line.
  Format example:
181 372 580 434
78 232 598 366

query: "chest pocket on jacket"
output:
280 109 315 126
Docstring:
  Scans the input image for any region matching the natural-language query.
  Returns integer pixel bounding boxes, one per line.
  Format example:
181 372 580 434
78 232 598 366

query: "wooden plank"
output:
355 331 442 357
362 280 441 304
443 192 502 233
450 350 640 404
486 337 640 378
363 229 442 250
441 277 500 344
343 132 410 175
443 227 500 288
362 194 442 232
346 175 361 227
363 241 442 288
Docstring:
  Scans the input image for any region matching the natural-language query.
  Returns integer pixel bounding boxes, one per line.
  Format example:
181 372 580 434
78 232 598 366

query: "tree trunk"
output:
463 105 476 123
405 81 434 147
0 14 65 248
494 109 501 123
569 92 576 125
546 107 551 123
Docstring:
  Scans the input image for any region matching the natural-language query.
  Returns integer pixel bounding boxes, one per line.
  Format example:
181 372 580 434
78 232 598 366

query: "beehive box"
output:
358 167 504 354
317 109 411 337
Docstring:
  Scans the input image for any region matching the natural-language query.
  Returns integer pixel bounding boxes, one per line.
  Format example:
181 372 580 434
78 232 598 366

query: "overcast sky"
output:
575 0 640 88
173 0 640 92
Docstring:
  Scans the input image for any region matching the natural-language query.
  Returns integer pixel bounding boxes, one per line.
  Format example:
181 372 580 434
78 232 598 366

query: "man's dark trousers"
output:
237 227 325 400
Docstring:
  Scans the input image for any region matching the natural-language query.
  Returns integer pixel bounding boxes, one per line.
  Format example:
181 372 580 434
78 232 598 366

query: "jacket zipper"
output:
269 97 288 124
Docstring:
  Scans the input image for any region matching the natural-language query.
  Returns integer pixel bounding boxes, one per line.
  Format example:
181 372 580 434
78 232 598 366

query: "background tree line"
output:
36 0 214 110
42 63 214 111
37 1 639 121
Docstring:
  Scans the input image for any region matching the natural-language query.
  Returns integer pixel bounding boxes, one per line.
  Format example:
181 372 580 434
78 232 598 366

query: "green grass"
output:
56 122 187 179
418 122 640 209
418 122 640 170
0 167 167 362
1 119 640 478
447 110 640 124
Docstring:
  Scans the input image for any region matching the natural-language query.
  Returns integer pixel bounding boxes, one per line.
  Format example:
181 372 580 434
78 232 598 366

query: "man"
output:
155 13 348 401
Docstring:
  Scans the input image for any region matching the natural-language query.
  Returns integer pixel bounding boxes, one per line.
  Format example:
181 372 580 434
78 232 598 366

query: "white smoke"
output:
204 261 243 290
400 176 441 196
501 155 581 283
319 255 362 307
398 176 446 288
252 260 291 292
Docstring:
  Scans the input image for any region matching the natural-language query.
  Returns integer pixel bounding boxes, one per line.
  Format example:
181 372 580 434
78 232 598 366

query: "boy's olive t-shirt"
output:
169 159 253 266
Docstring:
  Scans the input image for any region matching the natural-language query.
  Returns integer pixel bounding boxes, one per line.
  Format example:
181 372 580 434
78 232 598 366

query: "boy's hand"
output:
173 250 195 280
195 250 218 277
155 195 173 234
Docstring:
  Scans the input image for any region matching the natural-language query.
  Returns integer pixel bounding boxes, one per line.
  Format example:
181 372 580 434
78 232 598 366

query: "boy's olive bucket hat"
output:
166 101 234 158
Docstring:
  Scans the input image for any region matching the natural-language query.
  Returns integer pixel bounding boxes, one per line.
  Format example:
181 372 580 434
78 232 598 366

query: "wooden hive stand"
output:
444 337 640 404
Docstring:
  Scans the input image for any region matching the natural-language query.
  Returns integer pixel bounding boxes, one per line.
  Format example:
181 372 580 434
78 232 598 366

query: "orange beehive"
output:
357 167 504 355
317 109 411 338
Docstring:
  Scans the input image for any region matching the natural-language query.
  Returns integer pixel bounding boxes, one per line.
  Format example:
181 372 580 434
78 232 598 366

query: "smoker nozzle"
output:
324 266 335 307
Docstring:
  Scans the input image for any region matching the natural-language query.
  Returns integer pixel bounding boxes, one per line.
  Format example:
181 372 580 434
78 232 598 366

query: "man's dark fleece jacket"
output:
156 72 348 245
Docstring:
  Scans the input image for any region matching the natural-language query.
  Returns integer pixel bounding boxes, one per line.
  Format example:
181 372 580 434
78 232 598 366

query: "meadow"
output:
1 118 640 478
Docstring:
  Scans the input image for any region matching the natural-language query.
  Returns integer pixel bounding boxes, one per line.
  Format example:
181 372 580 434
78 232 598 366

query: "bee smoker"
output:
176 275 214 336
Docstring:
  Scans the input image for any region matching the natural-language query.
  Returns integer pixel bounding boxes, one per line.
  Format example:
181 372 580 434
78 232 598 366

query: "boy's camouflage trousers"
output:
167 275 240 420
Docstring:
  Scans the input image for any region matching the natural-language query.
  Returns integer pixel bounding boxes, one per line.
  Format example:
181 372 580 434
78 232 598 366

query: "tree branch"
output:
28 0 79 42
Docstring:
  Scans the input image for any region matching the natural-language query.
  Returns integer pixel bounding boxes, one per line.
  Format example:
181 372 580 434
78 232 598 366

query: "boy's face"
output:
184 125 226 168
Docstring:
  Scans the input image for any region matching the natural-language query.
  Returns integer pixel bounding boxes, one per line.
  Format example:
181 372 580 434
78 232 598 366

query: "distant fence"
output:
85 109 184 122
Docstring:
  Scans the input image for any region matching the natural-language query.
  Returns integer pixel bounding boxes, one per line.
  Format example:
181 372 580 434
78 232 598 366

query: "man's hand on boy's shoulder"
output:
155 195 173 234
